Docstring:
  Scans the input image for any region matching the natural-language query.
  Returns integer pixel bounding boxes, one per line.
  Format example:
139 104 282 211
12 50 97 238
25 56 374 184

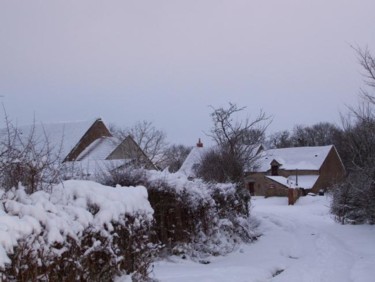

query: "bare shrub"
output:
197 148 243 183
0 113 63 193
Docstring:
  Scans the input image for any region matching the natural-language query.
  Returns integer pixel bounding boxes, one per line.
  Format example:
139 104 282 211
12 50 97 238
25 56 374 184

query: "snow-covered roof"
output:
266 175 319 189
178 146 211 178
77 136 120 161
0 119 99 160
63 159 132 177
255 145 333 172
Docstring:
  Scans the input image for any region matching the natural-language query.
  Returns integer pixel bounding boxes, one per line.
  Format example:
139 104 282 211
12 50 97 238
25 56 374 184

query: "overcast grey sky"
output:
1 1 375 145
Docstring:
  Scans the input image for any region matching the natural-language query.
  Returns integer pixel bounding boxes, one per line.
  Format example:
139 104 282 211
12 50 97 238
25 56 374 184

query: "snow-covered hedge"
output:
0 180 156 281
141 170 256 258
97 167 256 257
0 169 256 280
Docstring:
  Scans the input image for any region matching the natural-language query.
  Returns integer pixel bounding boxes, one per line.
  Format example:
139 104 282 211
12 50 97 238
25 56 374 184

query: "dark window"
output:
248 182 255 196
271 165 278 176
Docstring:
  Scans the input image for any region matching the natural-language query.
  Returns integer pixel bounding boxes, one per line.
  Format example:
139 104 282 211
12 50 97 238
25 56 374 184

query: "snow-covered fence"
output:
0 180 156 281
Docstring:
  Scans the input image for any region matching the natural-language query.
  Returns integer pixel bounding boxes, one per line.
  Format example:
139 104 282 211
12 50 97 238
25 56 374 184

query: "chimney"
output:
196 138 203 148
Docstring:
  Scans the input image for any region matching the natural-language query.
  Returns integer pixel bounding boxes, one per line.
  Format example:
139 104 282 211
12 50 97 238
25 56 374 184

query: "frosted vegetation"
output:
0 166 255 280
0 47 374 281
0 180 155 280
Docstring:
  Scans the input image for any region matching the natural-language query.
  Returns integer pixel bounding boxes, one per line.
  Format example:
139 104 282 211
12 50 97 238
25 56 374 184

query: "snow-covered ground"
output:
152 196 375 282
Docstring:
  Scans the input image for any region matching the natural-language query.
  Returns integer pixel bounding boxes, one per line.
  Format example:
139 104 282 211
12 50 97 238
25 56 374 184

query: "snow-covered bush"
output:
143 171 256 257
0 180 156 281
330 108 375 224
96 164 146 188
331 173 375 224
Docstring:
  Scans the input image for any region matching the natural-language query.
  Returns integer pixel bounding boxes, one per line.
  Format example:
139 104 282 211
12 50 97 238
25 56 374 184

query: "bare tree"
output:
267 130 293 149
111 120 168 168
161 144 192 172
291 123 342 147
198 103 270 183
267 122 343 152
344 47 375 171
356 46 375 99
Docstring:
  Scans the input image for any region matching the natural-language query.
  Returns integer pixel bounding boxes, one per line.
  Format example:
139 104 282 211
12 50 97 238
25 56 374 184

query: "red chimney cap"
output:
196 138 203 147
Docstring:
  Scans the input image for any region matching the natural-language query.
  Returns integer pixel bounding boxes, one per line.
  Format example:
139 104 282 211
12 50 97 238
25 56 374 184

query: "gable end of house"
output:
63 118 112 162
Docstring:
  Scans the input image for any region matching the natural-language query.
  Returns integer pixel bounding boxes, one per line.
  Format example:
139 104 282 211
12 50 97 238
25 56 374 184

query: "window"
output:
271 165 278 176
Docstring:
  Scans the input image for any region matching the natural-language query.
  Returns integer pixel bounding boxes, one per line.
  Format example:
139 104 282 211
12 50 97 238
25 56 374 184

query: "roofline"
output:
63 118 112 162
266 174 319 189
107 135 158 170
266 176 289 189
258 145 335 171
330 145 346 174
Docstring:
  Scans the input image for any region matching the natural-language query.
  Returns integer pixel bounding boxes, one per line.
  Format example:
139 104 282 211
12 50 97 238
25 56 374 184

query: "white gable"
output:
77 136 120 161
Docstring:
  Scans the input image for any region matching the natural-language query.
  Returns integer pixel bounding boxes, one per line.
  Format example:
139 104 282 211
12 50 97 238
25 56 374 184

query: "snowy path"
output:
152 196 375 282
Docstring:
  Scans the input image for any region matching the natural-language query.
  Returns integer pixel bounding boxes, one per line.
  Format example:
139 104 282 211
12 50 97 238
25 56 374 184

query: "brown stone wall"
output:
64 119 112 162
264 178 289 197
245 173 267 196
246 169 318 196
313 147 346 193
288 188 302 205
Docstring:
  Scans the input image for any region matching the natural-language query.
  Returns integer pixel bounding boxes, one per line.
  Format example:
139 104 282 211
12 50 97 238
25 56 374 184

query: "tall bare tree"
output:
357 46 375 100
198 103 270 183
331 46 375 224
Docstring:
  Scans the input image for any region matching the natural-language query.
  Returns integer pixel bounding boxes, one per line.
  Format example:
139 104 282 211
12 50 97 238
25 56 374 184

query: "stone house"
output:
245 145 346 197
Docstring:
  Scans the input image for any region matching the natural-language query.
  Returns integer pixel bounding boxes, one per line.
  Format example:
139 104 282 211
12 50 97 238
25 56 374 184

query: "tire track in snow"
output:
259 199 357 282
153 196 375 282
